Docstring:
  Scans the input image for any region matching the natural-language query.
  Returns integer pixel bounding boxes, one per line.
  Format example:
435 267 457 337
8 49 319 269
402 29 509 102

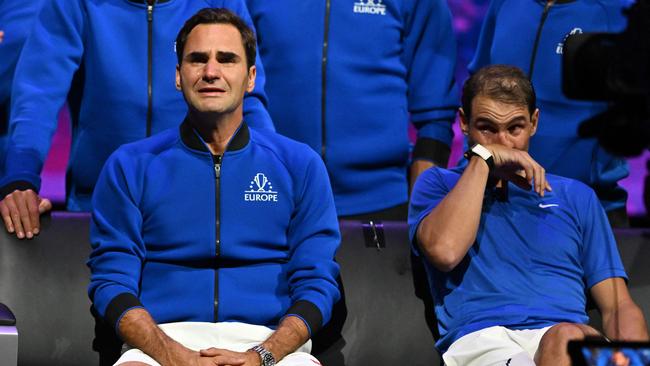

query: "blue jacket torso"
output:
246 0 459 215
88 121 340 335
4 0 273 210
469 0 631 211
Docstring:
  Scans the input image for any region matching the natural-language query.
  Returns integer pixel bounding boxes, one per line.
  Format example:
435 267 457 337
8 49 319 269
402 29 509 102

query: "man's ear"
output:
530 108 540 136
246 65 257 93
459 108 470 135
175 64 181 91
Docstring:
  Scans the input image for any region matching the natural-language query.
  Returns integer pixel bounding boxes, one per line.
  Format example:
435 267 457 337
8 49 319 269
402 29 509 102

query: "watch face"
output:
471 144 492 160
262 353 275 366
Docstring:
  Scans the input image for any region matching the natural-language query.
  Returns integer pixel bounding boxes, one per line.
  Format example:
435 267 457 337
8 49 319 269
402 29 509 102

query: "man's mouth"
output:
198 86 226 94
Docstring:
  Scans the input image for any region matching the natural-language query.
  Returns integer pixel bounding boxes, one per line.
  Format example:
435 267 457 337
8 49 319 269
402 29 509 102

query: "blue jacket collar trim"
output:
179 118 250 153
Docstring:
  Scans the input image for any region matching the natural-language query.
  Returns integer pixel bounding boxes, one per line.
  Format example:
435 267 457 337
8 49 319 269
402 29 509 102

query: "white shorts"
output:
114 322 318 366
442 325 553 366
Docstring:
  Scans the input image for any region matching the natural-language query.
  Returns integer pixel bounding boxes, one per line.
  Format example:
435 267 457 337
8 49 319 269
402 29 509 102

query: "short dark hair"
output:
462 65 536 119
175 8 256 69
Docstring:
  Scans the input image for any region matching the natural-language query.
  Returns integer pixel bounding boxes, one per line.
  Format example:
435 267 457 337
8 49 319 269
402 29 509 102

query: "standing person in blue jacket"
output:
409 65 648 366
245 0 459 220
88 8 339 366
0 0 274 241
469 0 632 226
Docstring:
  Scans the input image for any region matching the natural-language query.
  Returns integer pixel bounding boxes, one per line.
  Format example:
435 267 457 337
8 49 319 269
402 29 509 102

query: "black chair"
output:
0 213 95 366
314 221 440 365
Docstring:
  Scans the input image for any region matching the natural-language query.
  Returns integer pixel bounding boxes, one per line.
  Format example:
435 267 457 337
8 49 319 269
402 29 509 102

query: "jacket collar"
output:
180 118 250 153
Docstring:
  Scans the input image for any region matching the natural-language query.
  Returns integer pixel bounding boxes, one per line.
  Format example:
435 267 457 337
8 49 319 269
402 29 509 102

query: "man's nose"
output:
203 59 221 80
496 131 513 147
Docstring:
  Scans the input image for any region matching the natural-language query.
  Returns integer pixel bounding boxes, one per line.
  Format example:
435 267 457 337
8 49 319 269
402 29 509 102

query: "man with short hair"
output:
88 8 339 366
0 0 274 240
409 65 648 366
468 0 632 226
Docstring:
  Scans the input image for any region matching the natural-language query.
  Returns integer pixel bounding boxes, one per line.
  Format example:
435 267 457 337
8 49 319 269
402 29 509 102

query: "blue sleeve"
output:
87 150 146 331
467 0 502 74
403 0 459 148
1 0 84 191
407 167 450 254
578 186 627 289
0 1 45 106
220 0 275 132
284 152 341 335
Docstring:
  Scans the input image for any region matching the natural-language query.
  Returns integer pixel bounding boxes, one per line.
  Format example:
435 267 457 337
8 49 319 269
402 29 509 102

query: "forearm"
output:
260 315 310 362
602 301 650 341
417 156 489 271
118 308 194 364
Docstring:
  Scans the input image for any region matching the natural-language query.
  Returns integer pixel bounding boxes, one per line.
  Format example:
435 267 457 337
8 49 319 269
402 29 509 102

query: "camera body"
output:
562 0 650 156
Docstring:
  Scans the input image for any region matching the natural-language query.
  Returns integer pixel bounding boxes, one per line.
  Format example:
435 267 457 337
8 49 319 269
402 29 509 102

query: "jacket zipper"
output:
528 0 556 80
213 154 222 321
146 1 154 137
320 0 332 162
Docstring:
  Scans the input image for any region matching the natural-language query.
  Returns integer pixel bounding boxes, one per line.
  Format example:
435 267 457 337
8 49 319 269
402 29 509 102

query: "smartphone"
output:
568 339 650 366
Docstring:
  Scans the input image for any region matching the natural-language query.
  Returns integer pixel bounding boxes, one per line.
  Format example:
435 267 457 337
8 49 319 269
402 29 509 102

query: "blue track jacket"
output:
88 121 340 336
2 0 274 210
246 0 459 215
469 0 631 212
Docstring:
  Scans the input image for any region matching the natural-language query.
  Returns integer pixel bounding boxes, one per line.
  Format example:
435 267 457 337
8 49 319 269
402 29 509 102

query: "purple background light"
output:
38 0 648 216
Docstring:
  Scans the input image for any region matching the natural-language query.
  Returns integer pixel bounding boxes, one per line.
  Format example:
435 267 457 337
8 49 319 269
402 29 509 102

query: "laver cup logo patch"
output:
556 27 583 54
353 0 386 15
244 173 278 202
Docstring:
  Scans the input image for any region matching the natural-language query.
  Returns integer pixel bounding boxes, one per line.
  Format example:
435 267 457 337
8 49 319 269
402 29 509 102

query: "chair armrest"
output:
0 303 16 326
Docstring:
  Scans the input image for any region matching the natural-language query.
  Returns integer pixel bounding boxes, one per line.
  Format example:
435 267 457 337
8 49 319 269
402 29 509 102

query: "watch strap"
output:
464 143 495 171
249 344 276 366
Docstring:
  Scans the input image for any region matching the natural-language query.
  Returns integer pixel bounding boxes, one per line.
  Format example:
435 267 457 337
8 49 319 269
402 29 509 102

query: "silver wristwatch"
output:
249 344 276 366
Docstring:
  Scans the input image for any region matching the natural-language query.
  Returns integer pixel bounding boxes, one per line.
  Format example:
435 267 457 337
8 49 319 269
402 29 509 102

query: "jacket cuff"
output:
105 292 143 333
412 138 451 168
284 300 323 337
0 180 38 199
2 148 45 188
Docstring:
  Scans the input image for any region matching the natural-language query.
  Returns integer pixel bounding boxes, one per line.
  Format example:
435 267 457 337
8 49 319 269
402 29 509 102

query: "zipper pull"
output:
147 1 153 22
214 155 222 178
544 0 556 11
214 163 221 178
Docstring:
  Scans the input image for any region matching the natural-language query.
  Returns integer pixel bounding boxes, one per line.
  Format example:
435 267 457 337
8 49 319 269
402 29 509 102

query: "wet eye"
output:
477 125 495 134
508 125 524 134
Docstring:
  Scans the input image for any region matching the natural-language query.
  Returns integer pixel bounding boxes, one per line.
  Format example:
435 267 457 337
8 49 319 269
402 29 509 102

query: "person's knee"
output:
536 323 599 363
535 323 581 364
540 323 588 347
